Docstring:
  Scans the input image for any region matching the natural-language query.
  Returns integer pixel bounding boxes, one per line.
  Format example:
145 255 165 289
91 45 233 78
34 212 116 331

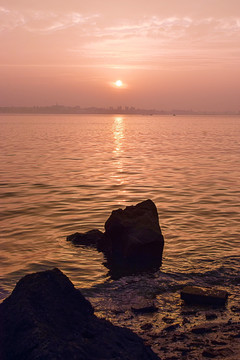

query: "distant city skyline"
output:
0 104 239 115
0 0 240 111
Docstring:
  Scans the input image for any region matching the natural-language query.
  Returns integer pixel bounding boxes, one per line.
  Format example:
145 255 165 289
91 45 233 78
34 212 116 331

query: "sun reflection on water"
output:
112 116 127 204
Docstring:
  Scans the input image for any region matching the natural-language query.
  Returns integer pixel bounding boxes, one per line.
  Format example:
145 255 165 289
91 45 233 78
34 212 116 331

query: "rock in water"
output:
66 229 104 247
98 199 164 274
0 268 160 360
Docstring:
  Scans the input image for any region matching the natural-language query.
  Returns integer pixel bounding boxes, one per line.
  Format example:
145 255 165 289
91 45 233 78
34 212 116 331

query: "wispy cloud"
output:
1 7 239 70
24 11 99 33
70 16 240 69
0 7 25 31
0 7 98 33
1 7 239 40
90 16 240 43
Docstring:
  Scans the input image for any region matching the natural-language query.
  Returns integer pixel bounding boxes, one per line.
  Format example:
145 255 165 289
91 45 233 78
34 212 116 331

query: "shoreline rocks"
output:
0 268 160 360
181 286 229 306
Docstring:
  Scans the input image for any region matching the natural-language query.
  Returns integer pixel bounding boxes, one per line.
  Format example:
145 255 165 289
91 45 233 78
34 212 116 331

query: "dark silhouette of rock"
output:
66 200 164 278
98 200 164 275
181 286 228 306
67 229 104 247
0 268 160 360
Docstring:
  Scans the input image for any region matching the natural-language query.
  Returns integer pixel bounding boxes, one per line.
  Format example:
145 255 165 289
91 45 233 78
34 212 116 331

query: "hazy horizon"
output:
1 0 240 111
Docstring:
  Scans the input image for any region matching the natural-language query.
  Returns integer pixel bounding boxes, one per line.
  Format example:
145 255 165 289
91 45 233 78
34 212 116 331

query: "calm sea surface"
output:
0 114 239 304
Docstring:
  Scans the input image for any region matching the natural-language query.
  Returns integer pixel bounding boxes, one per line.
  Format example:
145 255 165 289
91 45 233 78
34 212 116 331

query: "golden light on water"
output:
112 116 127 204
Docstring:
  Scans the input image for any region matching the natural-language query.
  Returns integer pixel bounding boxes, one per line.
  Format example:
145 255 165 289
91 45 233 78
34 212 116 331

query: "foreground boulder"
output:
98 200 164 274
0 268 159 360
181 286 228 306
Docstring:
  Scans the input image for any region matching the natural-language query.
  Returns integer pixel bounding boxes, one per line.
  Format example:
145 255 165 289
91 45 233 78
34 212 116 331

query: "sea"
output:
0 114 239 328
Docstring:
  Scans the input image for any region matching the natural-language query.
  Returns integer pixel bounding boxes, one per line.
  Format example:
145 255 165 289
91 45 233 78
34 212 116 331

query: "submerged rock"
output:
181 286 228 306
99 199 164 274
0 268 160 360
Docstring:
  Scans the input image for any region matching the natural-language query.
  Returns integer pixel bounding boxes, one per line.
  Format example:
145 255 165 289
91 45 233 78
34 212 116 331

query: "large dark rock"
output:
0 268 159 360
98 200 164 274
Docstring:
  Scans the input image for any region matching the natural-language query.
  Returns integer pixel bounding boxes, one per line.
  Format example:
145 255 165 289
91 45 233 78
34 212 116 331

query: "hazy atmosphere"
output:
1 2 240 358
1 0 240 111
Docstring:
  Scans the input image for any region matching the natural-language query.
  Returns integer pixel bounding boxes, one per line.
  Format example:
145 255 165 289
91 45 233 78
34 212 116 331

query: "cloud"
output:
91 16 240 43
24 11 99 33
94 17 193 40
67 16 240 71
1 7 239 70
0 7 25 31
1 6 239 43
0 7 98 33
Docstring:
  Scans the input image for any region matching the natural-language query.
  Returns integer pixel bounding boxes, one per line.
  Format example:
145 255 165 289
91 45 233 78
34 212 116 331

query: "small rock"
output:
231 306 240 313
203 347 234 358
141 323 153 331
206 313 218 320
132 300 157 314
181 286 228 306
173 333 188 341
160 346 168 351
182 317 190 325
67 229 103 247
202 349 217 358
162 316 174 324
211 340 227 345
163 324 180 332
191 326 216 334
175 347 190 354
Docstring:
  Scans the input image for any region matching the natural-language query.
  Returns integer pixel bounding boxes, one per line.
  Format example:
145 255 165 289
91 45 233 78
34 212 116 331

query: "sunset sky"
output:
1 0 240 111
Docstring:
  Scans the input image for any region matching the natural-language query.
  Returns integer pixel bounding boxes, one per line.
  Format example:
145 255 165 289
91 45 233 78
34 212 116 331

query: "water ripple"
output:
0 114 239 297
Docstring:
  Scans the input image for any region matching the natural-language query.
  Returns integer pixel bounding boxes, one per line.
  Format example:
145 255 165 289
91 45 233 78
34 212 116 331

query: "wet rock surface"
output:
87 281 240 360
0 268 160 360
181 285 228 306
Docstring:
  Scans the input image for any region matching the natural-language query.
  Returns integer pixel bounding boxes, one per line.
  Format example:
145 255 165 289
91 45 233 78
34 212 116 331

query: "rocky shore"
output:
0 268 159 360
1 200 239 359
0 267 239 360
91 288 240 360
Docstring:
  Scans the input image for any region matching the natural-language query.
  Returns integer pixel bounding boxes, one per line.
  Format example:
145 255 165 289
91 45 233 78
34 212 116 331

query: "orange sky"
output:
0 0 240 110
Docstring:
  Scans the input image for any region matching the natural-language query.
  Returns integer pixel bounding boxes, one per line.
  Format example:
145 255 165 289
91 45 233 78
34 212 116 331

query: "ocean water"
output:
0 114 239 306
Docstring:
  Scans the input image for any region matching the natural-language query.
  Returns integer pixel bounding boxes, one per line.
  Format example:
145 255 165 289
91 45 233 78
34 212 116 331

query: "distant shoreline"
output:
0 106 239 116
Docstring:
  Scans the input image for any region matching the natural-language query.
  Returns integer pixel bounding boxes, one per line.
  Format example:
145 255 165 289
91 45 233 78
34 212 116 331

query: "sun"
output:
115 80 123 87
110 79 127 89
